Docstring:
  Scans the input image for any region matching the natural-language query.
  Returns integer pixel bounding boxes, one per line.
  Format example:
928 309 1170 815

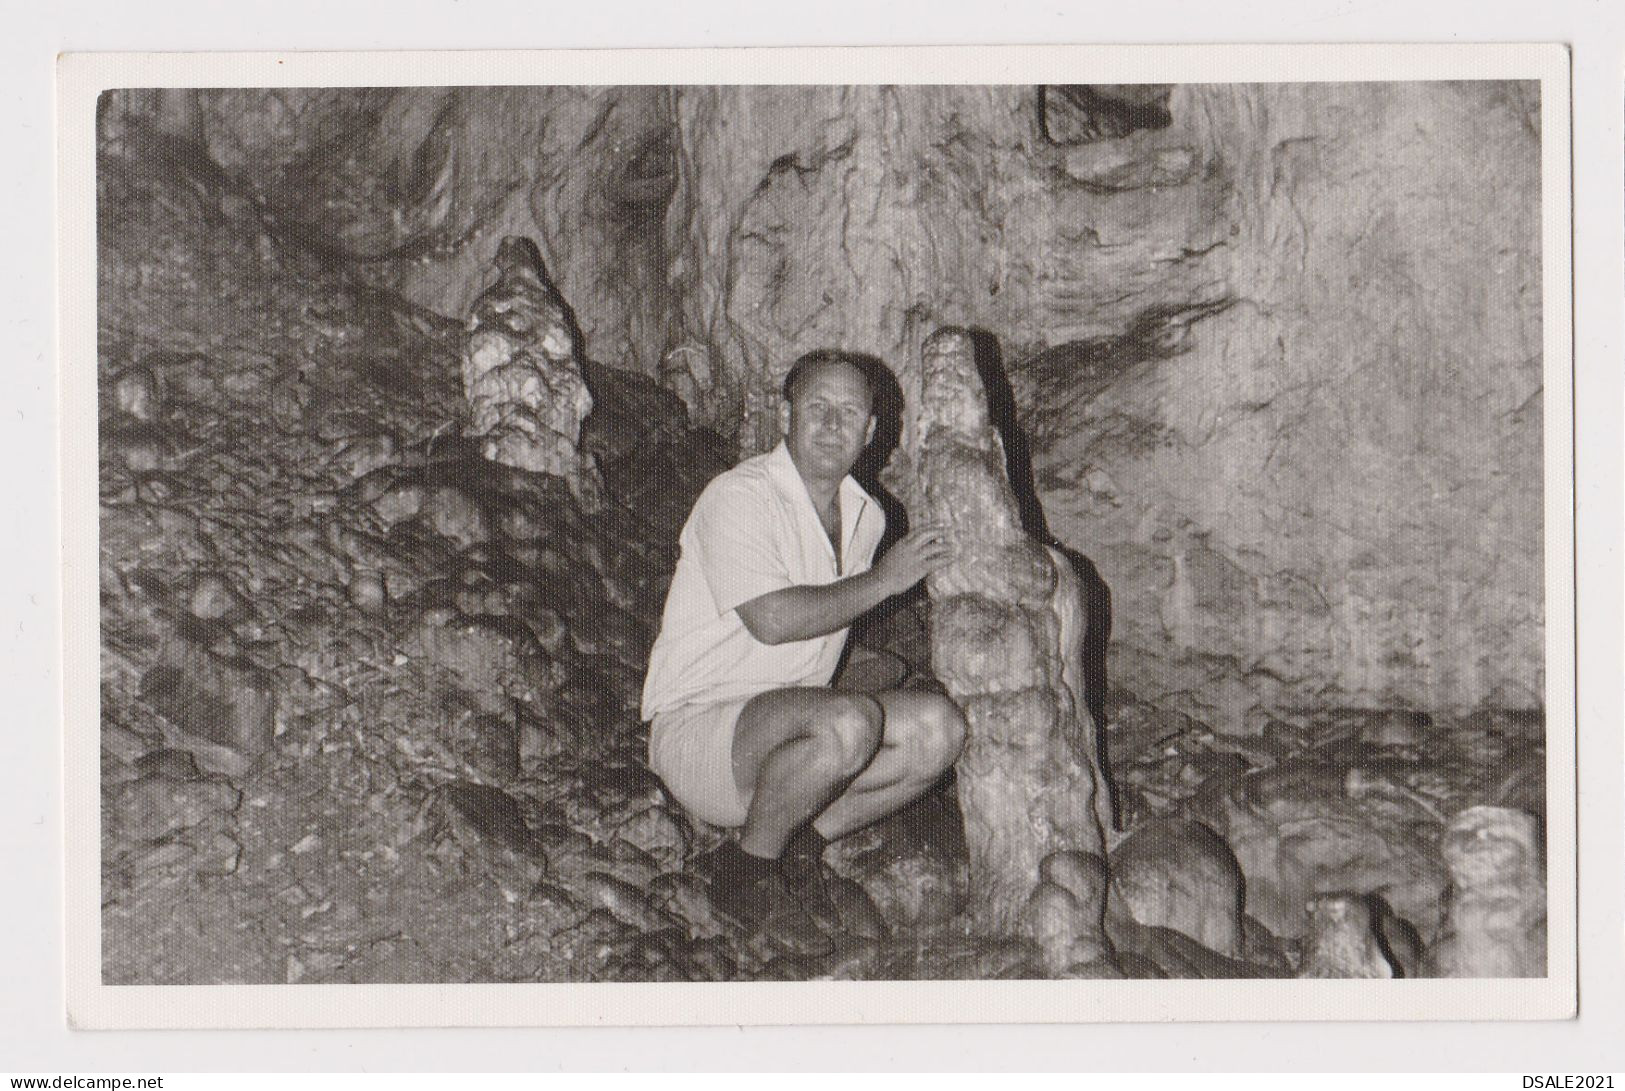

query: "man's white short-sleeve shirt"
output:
641 440 886 719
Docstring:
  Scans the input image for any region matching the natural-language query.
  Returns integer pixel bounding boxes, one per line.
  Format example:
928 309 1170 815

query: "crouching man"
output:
640 349 968 952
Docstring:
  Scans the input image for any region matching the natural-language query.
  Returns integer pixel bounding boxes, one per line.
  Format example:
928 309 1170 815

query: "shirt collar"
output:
765 440 874 564
765 440 874 514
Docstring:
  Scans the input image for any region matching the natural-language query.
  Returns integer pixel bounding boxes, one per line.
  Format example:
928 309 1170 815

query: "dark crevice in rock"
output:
1039 84 1175 145
609 129 680 222
1014 300 1233 447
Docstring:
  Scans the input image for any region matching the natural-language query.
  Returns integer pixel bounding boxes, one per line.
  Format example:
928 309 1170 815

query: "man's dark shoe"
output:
697 842 833 956
781 825 843 934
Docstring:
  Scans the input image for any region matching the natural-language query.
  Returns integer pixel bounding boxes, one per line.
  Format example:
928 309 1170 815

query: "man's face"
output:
780 361 876 483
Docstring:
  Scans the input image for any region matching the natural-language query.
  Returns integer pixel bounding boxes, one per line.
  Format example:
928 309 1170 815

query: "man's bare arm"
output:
736 526 952 645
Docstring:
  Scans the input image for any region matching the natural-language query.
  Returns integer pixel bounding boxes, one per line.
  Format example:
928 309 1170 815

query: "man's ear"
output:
865 415 877 446
779 400 792 436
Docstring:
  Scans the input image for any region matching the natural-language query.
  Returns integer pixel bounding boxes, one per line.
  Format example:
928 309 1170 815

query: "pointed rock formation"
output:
1423 806 1546 978
909 326 1109 932
1296 894 1397 978
461 236 603 509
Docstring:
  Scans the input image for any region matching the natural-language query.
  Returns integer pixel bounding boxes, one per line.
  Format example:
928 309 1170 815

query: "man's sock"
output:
714 839 779 885
780 825 840 928
783 824 830 875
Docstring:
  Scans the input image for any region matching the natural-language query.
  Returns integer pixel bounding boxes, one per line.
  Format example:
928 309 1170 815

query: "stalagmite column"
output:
909 326 1109 933
1422 806 1546 978
461 236 603 510
1296 894 1396 978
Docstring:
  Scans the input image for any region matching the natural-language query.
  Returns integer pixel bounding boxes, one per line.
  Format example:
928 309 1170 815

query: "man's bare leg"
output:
721 686 966 941
809 689 966 841
730 687 885 859
730 687 967 852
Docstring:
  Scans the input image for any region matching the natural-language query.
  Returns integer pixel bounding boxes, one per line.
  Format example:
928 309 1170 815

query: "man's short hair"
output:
781 349 879 407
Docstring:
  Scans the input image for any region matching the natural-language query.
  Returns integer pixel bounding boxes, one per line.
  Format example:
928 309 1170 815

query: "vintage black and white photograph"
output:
60 45 1574 1025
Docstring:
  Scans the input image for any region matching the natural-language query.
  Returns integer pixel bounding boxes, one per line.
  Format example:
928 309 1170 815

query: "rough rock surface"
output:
1185 709 1544 941
168 87 682 381
134 83 1545 728
1025 850 1115 977
670 82 1543 730
910 327 1109 931
99 97 715 983
461 237 602 508
97 85 1546 984
824 783 969 931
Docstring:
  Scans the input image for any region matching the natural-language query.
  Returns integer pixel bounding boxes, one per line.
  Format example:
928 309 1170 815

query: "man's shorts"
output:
648 695 754 828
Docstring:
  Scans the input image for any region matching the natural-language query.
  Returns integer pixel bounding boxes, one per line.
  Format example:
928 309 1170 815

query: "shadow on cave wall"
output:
1037 84 1174 145
849 352 909 548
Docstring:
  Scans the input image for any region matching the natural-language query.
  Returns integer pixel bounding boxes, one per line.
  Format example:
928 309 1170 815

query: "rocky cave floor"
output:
97 117 1545 985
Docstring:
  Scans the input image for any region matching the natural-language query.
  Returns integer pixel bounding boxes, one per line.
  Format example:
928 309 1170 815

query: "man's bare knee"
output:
810 693 883 778
905 693 967 775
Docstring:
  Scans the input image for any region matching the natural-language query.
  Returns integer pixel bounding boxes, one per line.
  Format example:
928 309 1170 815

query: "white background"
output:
5 0 1621 1072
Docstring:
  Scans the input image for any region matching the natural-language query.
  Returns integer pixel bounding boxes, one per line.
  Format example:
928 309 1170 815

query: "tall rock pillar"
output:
909 326 1109 932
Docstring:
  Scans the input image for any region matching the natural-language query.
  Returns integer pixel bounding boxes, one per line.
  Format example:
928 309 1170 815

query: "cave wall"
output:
136 86 682 379
114 80 1543 727
1049 82 1544 726
669 85 1235 451
669 82 1543 726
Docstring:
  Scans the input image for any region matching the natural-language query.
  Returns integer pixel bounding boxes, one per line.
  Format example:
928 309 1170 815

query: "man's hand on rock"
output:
735 525 953 645
876 524 954 595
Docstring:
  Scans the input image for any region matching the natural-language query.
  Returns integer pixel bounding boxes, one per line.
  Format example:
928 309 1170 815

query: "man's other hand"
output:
875 524 954 595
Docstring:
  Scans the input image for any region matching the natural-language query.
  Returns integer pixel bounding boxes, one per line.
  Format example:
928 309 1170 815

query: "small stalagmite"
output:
1109 818 1246 960
461 236 603 510
908 326 1110 933
1026 850 1115 976
1423 805 1546 978
1296 894 1396 978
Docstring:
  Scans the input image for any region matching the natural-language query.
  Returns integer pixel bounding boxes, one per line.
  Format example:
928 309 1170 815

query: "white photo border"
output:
57 42 1576 1029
